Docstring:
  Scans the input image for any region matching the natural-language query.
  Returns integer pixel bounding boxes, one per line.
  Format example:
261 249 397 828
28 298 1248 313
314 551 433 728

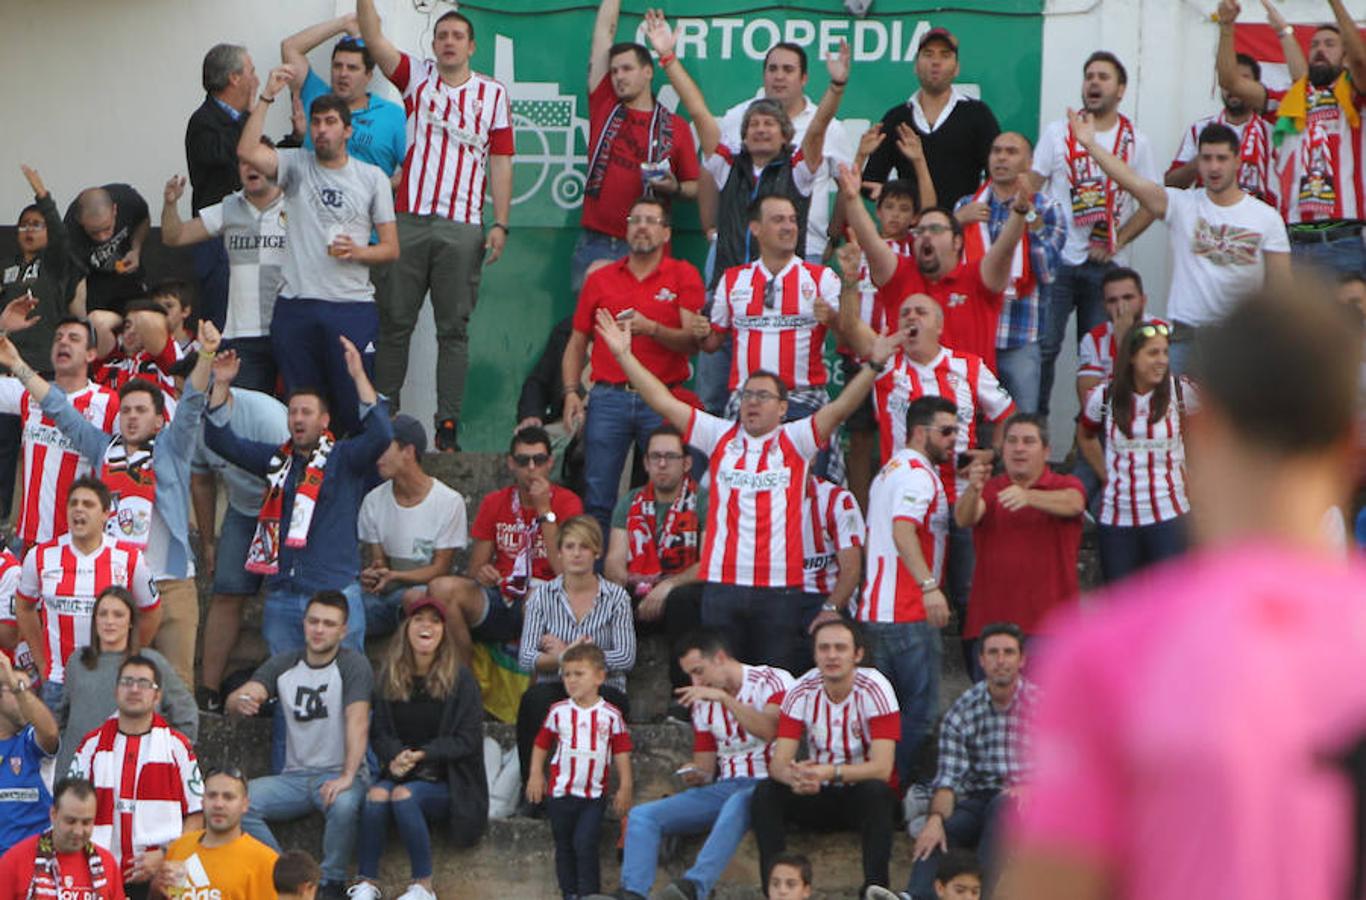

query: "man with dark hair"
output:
863 27 1001 214
281 13 406 179
238 67 398 436
205 335 392 654
563 195 706 536
158 768 279 899
64 185 150 316
1030 50 1159 416
0 778 122 898
572 0 700 292
231 592 372 900
358 0 514 452
1075 267 1165 402
1069 111 1290 375
1009 287 1366 899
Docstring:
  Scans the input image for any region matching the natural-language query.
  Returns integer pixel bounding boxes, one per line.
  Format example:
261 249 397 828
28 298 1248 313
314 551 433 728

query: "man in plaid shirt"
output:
905 621 1037 899
954 133 1066 414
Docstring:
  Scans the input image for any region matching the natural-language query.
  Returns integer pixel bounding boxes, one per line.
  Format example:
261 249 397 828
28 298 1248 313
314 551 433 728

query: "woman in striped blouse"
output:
515 515 636 804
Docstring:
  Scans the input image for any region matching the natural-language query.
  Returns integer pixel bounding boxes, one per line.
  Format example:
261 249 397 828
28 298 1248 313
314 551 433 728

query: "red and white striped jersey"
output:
1081 379 1198 527
0 550 34 678
0 378 119 547
535 697 632 799
18 534 159 684
858 448 950 623
871 347 1015 498
710 257 838 391
69 715 202 878
685 409 823 588
389 54 514 223
840 237 915 357
777 668 900 777
800 477 865 597
1273 84 1366 222
95 339 181 420
691 664 794 780
1076 317 1169 382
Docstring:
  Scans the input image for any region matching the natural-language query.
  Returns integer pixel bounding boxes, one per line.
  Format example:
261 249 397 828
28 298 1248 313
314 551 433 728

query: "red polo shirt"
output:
875 256 1005 370
573 254 706 384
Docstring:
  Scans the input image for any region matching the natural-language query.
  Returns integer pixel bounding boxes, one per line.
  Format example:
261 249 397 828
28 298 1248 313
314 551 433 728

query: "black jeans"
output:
546 794 607 898
632 580 704 691
517 681 631 783
0 412 21 521
750 778 896 894
700 583 825 673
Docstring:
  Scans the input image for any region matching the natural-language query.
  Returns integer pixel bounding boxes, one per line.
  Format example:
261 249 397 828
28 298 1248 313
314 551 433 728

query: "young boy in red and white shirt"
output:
526 642 632 900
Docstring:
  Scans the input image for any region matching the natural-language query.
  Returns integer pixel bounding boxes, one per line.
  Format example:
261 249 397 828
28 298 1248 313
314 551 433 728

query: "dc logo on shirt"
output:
320 188 345 209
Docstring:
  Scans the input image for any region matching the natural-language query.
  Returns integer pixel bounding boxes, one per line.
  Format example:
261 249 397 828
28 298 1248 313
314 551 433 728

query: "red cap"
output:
918 27 958 54
402 594 447 620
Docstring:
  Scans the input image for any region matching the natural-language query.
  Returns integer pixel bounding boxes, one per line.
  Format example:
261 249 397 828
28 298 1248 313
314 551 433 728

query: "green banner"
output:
449 1 1043 451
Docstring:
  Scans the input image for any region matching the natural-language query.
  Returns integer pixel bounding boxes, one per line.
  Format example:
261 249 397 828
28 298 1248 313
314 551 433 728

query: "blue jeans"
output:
1039 261 1112 417
570 229 628 296
694 335 733 416
906 790 1010 899
222 336 277 395
241 768 368 884
1290 230 1366 276
358 778 451 880
582 384 666 539
864 620 941 789
40 678 63 715
701 584 824 673
192 238 230 331
212 505 264 596
1097 516 1189 583
362 584 411 639
620 778 758 897
993 341 1041 414
546 794 607 899
270 298 378 436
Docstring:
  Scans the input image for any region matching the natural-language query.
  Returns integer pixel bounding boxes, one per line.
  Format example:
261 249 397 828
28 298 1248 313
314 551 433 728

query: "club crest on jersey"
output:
947 293 968 309
8 756 21 775
654 288 677 304
116 507 150 538
472 98 484 117
801 283 816 303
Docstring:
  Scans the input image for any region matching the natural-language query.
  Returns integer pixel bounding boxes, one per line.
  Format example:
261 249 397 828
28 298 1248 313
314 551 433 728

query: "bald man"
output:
63 183 150 316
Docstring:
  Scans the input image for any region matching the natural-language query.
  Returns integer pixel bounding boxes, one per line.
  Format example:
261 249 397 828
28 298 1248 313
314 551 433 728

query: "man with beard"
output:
157 768 279 900
237 68 398 436
1168 52 1279 205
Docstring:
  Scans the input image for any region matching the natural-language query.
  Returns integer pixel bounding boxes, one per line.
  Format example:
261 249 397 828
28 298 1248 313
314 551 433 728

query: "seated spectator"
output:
358 415 467 642
906 624 1036 900
63 184 149 316
0 777 122 899
955 414 1083 675
1074 267 1164 404
525 643 632 900
427 426 583 670
767 853 816 900
156 767 279 899
619 629 791 900
205 337 392 653
0 651 58 854
275 849 323 900
604 424 706 696
56 587 197 780
68 655 203 900
515 517 634 796
751 619 900 894
230 591 371 900
352 595 488 900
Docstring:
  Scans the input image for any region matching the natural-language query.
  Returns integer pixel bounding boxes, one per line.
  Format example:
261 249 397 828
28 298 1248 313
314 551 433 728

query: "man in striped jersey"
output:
618 628 792 900
751 618 900 895
358 1 514 451
800 475 865 634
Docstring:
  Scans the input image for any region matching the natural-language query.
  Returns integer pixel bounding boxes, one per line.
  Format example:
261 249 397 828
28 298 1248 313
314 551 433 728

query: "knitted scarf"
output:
625 476 700 584
246 434 333 575
27 829 109 900
585 101 673 198
101 434 156 547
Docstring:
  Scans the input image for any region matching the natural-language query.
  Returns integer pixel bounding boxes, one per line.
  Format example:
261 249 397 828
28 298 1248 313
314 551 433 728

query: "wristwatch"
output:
1281 25 1295 37
540 511 558 525
832 763 844 785
919 576 939 592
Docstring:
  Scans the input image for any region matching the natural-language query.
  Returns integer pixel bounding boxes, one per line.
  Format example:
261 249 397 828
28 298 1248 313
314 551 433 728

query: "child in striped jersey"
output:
527 642 633 900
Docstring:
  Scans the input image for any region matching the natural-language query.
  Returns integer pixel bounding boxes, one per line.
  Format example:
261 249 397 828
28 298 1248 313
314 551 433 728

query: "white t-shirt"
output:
357 479 468 571
1162 187 1290 327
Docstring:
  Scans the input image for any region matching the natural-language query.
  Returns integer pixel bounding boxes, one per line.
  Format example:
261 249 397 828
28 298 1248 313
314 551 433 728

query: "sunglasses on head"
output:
1135 323 1170 339
512 452 551 468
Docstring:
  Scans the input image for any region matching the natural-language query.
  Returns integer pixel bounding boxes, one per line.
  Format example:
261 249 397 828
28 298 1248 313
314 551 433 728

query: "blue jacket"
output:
204 398 391 593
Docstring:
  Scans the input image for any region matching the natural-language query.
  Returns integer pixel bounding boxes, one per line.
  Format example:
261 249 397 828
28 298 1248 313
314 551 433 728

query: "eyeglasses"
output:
512 452 551 468
912 224 954 237
16 224 46 233
117 676 158 690
740 389 781 404
1135 323 1171 339
762 279 778 310
646 451 685 464
625 214 666 226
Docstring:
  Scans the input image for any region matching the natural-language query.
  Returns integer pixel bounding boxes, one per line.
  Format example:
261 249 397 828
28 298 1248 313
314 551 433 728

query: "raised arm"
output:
644 10 720 155
595 309 695 431
799 40 850 174
838 164 899 285
588 0 622 91
1068 108 1167 219
1216 2 1271 111
979 187 1032 294
237 68 289 180
281 13 359 89
159 176 210 247
1264 0 1306 82
1328 0 1366 89
813 331 902 444
356 0 404 79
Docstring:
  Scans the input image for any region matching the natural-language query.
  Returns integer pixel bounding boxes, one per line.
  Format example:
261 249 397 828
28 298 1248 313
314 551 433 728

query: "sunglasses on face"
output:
512 452 551 468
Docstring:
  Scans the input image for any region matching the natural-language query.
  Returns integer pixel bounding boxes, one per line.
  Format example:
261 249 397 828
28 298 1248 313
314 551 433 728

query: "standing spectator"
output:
1068 112 1290 375
351 595 488 900
357 1 514 451
562 195 705 537
0 778 124 900
88 304 182 415
515 517 635 789
1078 324 1195 582
280 13 406 178
64 185 150 317
1031 51 1158 416
1209 0 1304 130
1168 52 1279 205
230 592 372 900
160 156 288 394
750 619 900 895
68 655 203 899
205 337 392 653
3 320 221 691
619 629 792 900
571 0 701 292
953 133 1067 412
56 587 197 783
237 68 399 436
16 478 160 712
157 767 279 900
856 396 955 787
906 624 1037 899
358 414 468 641
186 43 259 330
1074 267 1164 404
0 548 29 683
190 351 288 712
955 416 1084 665
800 475 865 631
525 642 633 900
862 28 1000 209
0 651 58 854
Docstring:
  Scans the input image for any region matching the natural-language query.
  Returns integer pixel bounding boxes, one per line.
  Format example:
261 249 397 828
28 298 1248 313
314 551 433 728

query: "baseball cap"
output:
918 27 958 54
391 414 428 455
402 593 446 620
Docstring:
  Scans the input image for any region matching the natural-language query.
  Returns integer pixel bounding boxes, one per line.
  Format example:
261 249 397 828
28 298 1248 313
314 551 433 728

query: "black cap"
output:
390 414 428 456
918 27 958 54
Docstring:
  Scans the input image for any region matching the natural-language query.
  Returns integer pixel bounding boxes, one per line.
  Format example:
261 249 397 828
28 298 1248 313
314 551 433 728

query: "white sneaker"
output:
346 884 382 900
395 886 436 900
862 888 907 900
